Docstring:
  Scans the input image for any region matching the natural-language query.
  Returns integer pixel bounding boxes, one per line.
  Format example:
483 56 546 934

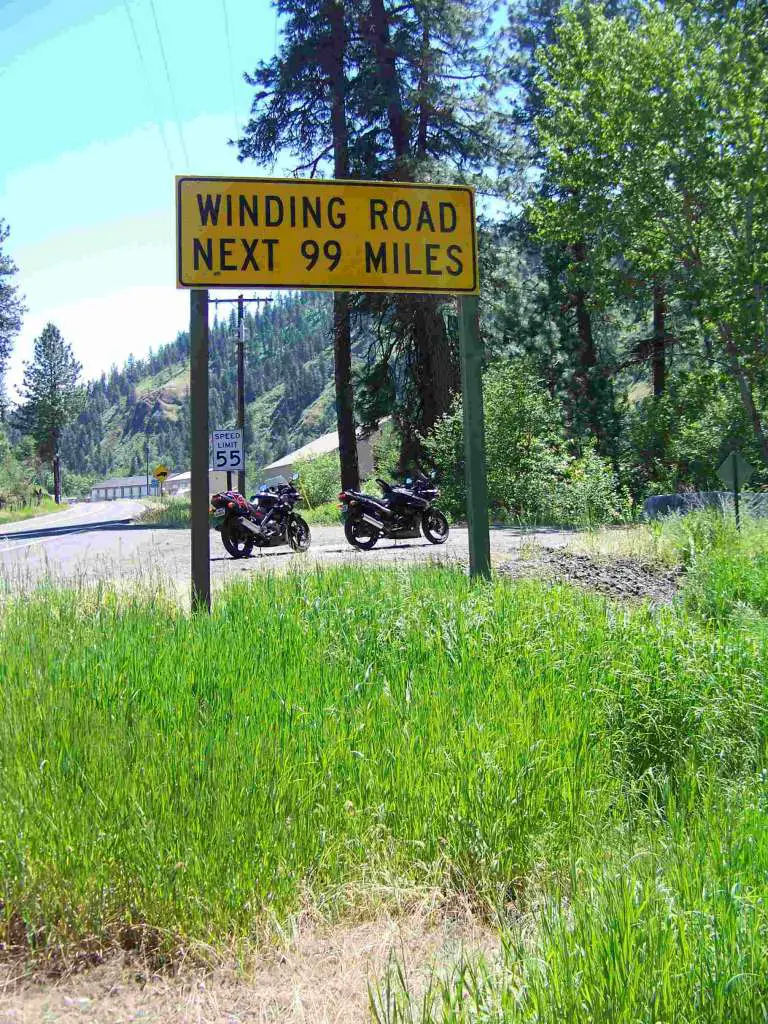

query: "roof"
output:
262 430 341 473
167 470 228 482
261 419 388 474
91 475 152 490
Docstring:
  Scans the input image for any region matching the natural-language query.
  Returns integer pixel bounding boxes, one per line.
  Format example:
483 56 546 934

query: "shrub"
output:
371 420 401 478
424 361 626 527
293 452 340 506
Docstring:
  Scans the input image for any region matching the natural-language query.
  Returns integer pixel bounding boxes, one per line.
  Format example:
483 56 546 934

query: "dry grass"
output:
0 904 495 1024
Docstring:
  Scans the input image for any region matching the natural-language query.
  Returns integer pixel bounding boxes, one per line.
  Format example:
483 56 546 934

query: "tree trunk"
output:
53 454 61 504
368 0 410 172
412 298 456 431
416 16 430 159
720 322 768 467
333 292 359 490
652 281 666 398
367 0 457 458
571 241 604 444
324 0 359 490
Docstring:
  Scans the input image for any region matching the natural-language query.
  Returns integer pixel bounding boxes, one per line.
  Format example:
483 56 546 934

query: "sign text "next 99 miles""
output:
176 177 478 295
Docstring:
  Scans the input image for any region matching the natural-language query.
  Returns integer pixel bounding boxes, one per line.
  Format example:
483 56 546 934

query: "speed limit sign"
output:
212 429 243 471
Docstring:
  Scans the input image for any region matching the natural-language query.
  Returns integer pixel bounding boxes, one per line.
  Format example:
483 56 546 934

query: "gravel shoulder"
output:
498 547 683 604
0 522 684 606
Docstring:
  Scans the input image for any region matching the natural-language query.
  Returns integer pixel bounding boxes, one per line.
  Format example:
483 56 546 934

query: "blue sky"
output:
1 0 278 395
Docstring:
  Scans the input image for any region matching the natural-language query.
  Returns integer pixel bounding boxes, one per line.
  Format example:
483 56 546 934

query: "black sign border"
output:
176 175 479 294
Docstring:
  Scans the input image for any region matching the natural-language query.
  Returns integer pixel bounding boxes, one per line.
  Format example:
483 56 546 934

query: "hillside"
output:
60 292 345 489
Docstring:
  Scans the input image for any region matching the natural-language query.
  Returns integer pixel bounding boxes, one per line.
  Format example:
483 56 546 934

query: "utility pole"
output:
210 294 271 498
145 437 150 496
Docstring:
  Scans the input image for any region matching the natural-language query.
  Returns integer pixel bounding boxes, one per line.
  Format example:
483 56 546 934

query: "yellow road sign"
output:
176 176 478 294
154 464 169 481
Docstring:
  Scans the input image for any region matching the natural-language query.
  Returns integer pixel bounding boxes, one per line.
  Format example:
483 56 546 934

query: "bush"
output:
552 446 634 528
424 361 627 527
301 500 341 525
371 420 400 478
293 452 340 507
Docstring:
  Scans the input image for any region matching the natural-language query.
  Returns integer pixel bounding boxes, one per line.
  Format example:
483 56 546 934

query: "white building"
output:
90 475 157 501
165 470 230 496
260 422 387 480
91 470 232 501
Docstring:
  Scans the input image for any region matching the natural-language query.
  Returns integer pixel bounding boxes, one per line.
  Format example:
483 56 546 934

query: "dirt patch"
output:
498 548 683 603
0 907 496 1024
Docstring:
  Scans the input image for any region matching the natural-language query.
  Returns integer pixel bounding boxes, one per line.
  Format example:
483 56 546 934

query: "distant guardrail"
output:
643 491 768 519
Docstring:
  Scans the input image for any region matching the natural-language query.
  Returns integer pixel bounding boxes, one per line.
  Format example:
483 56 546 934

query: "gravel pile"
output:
497 548 683 604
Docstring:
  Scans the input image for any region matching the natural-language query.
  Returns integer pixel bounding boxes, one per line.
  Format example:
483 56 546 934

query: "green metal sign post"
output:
458 295 491 579
190 288 211 613
180 175 490 610
717 449 755 533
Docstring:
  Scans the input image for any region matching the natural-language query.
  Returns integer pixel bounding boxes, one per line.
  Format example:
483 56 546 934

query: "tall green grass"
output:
0 496 63 527
0 561 765 978
134 496 192 528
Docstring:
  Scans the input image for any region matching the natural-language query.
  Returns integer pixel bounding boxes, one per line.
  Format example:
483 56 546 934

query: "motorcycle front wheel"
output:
344 516 379 550
422 508 450 545
221 519 255 558
287 514 311 552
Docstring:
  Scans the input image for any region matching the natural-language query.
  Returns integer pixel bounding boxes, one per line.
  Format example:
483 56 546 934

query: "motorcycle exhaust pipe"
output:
360 513 383 532
236 516 264 536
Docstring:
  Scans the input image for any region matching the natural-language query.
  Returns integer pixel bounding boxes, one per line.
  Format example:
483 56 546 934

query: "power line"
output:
121 0 175 173
147 0 190 167
220 0 240 141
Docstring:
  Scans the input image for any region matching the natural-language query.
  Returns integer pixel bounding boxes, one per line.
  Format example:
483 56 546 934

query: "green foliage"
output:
424 361 627 526
370 420 400 478
553 444 634 528
293 451 340 507
136 498 191 529
0 219 25 414
532 0 768 467
0 428 50 508
301 500 341 525
1 559 766 961
14 323 82 463
625 365 768 494
0 496 60 526
58 292 339 486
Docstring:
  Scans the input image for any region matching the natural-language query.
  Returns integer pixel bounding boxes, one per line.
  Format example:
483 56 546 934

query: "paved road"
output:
0 500 147 585
0 503 574 598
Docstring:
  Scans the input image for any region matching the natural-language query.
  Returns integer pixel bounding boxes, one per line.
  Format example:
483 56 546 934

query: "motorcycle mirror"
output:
259 484 268 492
429 469 437 480
291 472 299 482
405 477 413 486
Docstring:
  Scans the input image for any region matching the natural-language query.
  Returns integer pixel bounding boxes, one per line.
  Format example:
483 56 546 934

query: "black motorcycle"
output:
210 477 311 558
339 474 449 550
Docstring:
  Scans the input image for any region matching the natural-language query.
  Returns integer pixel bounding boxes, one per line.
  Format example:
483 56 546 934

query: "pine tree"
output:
15 324 83 502
239 0 363 489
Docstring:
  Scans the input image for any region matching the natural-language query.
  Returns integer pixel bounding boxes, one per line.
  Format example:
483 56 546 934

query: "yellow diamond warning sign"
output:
176 176 478 294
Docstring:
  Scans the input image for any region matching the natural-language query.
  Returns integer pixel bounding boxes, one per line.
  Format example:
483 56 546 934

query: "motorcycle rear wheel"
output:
344 516 379 550
288 514 311 552
422 509 450 545
221 520 255 558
